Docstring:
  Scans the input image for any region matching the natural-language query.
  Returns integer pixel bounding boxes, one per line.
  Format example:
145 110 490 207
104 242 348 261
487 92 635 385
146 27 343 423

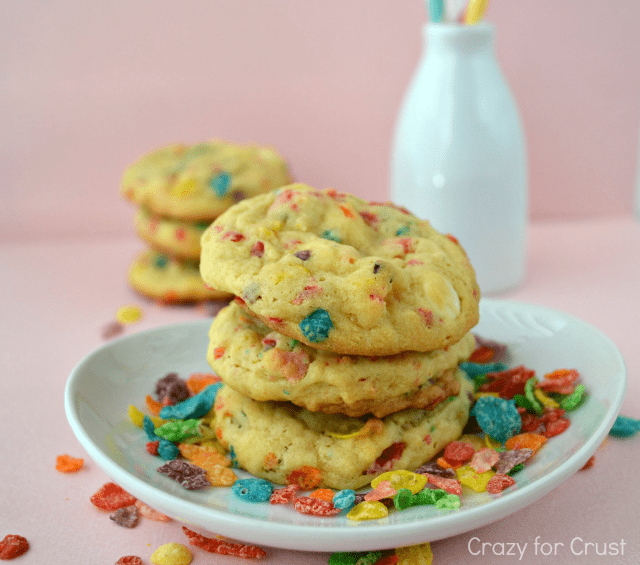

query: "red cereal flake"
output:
375 555 399 565
293 496 341 517
0 535 29 560
479 365 534 399
580 455 596 471
182 526 267 559
544 417 570 438
520 411 543 433
55 454 84 473
443 441 475 467
222 231 245 242
286 466 323 489
366 442 406 475
250 241 265 257
446 233 459 244
359 210 379 227
146 441 160 456
417 308 434 326
90 482 137 511
270 484 300 505
469 345 495 364
214 347 226 360
115 557 143 565
486 473 516 494
425 473 462 495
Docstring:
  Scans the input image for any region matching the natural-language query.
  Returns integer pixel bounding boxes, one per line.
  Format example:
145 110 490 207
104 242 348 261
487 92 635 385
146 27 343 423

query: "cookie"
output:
200 184 480 355
135 207 208 261
128 249 232 303
207 301 475 417
121 141 292 221
213 371 473 490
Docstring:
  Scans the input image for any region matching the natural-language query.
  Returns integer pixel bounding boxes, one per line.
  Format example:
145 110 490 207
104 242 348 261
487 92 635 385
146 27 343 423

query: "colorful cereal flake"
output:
90 482 137 511
0 535 30 560
55 454 84 473
150 542 192 565
182 526 267 559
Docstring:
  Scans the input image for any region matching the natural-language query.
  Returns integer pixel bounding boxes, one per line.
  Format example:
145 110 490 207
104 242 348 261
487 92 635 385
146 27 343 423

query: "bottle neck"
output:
424 22 494 56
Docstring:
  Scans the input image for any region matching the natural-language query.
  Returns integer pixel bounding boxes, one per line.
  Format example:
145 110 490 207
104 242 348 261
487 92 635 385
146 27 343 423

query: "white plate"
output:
65 299 626 552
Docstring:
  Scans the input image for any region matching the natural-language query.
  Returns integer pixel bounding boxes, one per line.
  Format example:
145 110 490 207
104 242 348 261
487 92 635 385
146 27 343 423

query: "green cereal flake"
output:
559 384 586 411
154 419 200 442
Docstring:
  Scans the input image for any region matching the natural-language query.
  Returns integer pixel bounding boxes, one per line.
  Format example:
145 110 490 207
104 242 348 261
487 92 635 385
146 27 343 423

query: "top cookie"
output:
200 184 480 355
120 140 292 221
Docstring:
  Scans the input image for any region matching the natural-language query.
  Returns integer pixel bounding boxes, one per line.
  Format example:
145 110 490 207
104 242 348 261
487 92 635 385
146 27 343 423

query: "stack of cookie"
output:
120 140 292 303
200 184 481 489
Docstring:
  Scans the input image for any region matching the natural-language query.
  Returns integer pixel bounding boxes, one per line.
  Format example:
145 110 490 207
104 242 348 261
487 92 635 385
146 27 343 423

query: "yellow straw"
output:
464 0 489 24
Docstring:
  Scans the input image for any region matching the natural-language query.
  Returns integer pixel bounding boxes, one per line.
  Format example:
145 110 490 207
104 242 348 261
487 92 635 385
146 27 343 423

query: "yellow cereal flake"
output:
396 542 433 565
484 434 502 450
116 304 143 324
346 500 388 521
371 470 428 494
534 388 560 409
150 542 192 565
171 178 198 198
456 464 495 492
128 405 145 428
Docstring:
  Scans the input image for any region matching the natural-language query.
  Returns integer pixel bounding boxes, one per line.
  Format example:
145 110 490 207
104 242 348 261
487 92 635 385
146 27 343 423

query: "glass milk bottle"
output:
390 22 528 294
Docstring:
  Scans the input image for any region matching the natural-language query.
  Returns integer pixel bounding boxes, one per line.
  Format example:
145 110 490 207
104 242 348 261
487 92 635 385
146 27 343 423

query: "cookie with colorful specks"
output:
121 140 292 221
134 207 209 261
200 184 480 355
207 301 475 417
212 372 473 490
128 249 232 303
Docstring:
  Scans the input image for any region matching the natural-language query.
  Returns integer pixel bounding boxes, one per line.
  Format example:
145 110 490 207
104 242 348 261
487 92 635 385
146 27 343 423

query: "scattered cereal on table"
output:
90 482 137 511
182 526 267 559
116 304 143 325
109 504 140 528
609 415 640 438
115 556 143 565
0 535 29 560
150 542 192 565
134 500 172 522
55 454 84 473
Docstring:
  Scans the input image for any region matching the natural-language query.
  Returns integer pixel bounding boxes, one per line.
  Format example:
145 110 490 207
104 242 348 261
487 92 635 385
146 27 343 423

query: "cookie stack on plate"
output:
120 140 292 303
200 184 480 489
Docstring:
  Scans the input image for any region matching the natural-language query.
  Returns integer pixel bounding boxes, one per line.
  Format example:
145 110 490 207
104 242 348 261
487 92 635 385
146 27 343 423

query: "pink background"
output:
2 0 640 243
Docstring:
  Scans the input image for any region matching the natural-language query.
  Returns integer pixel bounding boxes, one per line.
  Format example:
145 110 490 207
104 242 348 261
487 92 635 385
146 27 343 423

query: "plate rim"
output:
64 298 627 552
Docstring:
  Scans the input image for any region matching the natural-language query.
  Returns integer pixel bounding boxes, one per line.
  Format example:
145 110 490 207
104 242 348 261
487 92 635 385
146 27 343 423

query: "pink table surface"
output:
1 216 639 564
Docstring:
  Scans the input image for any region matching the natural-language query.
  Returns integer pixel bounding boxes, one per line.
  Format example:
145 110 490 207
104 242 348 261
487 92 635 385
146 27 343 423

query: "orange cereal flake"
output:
309 488 335 502
56 454 84 473
263 452 279 470
145 394 163 416
186 373 221 395
505 433 547 453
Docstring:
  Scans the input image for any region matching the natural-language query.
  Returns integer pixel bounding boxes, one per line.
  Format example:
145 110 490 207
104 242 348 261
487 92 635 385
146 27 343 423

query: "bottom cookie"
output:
127 249 232 303
213 371 473 490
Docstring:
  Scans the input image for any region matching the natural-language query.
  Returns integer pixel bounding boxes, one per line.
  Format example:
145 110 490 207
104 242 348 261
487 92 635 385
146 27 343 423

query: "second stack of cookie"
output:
200 184 481 489
120 140 292 303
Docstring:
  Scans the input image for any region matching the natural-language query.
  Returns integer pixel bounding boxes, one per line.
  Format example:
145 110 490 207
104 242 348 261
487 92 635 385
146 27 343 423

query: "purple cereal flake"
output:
155 373 188 403
294 250 311 261
415 462 457 478
102 321 124 340
354 492 368 505
494 449 533 475
474 335 509 363
157 460 211 490
109 505 140 528
231 190 247 202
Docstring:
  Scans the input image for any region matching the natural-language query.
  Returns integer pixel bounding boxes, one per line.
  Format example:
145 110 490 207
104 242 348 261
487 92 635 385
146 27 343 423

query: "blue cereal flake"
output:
160 382 222 420
332 489 356 510
143 415 160 441
209 171 231 197
472 396 522 444
231 478 274 502
321 230 341 243
157 438 180 461
299 309 333 343
460 361 509 376
609 415 640 438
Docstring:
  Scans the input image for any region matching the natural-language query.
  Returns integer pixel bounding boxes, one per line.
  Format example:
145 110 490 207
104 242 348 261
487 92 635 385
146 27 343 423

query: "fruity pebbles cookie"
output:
128 249 232 303
200 184 480 355
208 301 475 417
121 140 292 221
213 371 473 490
134 207 209 261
